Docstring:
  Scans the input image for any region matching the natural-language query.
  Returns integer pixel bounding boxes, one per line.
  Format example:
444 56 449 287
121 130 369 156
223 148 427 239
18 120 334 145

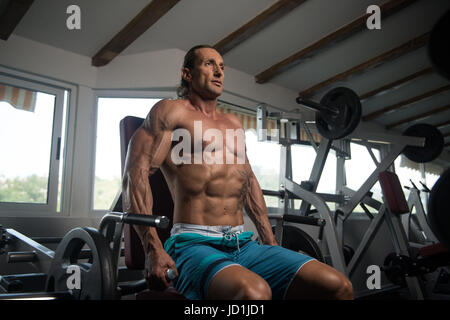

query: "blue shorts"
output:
164 223 315 300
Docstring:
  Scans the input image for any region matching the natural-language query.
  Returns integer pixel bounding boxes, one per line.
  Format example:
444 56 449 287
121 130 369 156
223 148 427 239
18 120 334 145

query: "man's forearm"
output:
248 209 277 246
123 170 165 253
244 173 277 245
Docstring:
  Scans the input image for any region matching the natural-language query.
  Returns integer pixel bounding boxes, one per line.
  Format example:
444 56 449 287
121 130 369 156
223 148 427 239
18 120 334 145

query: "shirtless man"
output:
122 45 353 300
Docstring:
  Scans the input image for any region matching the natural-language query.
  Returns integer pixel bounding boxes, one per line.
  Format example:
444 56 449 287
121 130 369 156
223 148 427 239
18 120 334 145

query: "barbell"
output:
296 87 362 140
401 123 444 163
296 89 443 163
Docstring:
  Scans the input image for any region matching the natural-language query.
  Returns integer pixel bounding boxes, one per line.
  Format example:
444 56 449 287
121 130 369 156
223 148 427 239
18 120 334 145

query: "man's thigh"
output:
237 241 315 299
171 243 238 300
285 259 353 299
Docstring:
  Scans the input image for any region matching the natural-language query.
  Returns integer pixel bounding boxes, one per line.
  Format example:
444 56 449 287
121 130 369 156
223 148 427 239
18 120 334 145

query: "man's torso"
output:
156 99 249 227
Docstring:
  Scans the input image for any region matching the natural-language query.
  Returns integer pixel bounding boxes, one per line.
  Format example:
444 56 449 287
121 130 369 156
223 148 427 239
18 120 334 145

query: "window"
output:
394 155 441 209
93 97 161 211
0 75 66 214
291 143 337 209
345 142 383 201
245 129 281 208
291 144 316 184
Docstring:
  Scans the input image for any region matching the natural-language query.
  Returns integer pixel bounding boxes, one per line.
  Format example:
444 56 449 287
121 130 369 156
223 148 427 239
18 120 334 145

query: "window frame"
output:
0 74 66 215
91 90 177 216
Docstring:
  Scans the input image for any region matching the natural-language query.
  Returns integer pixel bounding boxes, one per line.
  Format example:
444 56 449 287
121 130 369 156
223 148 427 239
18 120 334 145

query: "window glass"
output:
291 144 337 209
316 150 336 194
0 89 55 204
394 157 441 209
94 98 161 210
394 157 424 200
291 144 316 184
345 143 383 203
245 129 280 208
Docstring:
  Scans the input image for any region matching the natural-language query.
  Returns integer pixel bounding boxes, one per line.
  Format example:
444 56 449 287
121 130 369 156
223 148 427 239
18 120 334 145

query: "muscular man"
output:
122 45 353 300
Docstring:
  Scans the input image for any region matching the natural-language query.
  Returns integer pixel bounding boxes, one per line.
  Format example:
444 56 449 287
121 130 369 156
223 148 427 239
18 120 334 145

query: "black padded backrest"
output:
119 116 174 269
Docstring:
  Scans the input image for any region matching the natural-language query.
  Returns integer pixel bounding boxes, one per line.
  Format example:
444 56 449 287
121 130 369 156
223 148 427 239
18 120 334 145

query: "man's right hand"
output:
144 249 178 291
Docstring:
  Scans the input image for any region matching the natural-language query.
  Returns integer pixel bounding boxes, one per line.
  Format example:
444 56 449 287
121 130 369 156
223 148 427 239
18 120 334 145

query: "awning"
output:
0 84 37 112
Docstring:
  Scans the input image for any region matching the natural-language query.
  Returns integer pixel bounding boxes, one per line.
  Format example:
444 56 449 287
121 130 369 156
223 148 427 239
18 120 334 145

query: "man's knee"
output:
208 266 272 300
328 272 354 300
237 277 272 300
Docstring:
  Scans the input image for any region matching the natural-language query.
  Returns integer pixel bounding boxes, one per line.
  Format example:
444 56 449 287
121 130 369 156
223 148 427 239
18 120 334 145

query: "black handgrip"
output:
262 189 284 198
283 214 325 227
123 213 170 229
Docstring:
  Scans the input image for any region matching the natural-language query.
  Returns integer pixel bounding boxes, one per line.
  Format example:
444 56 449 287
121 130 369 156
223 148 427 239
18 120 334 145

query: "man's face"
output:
183 48 225 100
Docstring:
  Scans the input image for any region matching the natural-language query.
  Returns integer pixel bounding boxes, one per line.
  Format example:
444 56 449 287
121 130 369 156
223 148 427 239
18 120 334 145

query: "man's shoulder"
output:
145 98 188 129
150 98 187 116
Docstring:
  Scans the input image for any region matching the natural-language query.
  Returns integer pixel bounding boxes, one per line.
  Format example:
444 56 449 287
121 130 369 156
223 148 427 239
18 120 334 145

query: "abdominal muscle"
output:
162 162 247 227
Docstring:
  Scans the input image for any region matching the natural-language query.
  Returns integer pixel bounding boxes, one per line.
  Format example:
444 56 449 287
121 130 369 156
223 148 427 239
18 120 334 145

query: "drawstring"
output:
223 229 240 253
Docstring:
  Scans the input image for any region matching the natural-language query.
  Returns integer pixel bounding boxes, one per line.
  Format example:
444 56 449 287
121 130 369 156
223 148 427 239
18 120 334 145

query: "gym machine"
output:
252 9 450 299
256 84 447 299
403 180 439 246
0 212 174 299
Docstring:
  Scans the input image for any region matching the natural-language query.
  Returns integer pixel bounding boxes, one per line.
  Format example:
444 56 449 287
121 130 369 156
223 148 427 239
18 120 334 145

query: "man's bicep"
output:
125 126 172 175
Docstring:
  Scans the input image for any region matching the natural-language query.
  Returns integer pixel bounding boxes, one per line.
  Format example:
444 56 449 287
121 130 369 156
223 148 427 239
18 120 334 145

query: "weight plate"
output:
274 225 324 262
316 87 362 140
46 227 117 300
428 10 450 81
383 253 410 286
402 123 444 163
428 168 450 249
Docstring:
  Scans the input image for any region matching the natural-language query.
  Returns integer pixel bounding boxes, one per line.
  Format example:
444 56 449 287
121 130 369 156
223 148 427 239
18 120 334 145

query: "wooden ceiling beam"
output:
0 0 34 41
360 67 433 101
214 0 307 56
255 0 418 84
436 119 450 129
91 0 180 67
298 32 429 98
385 103 450 129
363 84 450 121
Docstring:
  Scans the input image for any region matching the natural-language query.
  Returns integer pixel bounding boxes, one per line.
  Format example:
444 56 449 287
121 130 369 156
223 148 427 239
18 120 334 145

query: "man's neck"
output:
187 91 218 118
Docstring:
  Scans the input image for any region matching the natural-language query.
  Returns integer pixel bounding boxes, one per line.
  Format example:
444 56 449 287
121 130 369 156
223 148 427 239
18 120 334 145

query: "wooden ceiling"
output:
1 0 449 155
0 0 34 40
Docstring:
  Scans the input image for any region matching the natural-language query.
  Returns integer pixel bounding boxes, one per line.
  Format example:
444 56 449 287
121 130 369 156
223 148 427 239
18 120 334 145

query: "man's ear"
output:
181 67 192 83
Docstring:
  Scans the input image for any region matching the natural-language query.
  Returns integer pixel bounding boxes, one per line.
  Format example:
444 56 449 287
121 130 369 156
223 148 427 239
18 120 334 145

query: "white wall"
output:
0 35 302 228
0 35 96 87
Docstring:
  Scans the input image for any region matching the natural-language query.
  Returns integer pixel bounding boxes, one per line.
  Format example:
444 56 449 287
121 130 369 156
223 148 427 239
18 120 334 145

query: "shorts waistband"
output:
170 223 244 238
